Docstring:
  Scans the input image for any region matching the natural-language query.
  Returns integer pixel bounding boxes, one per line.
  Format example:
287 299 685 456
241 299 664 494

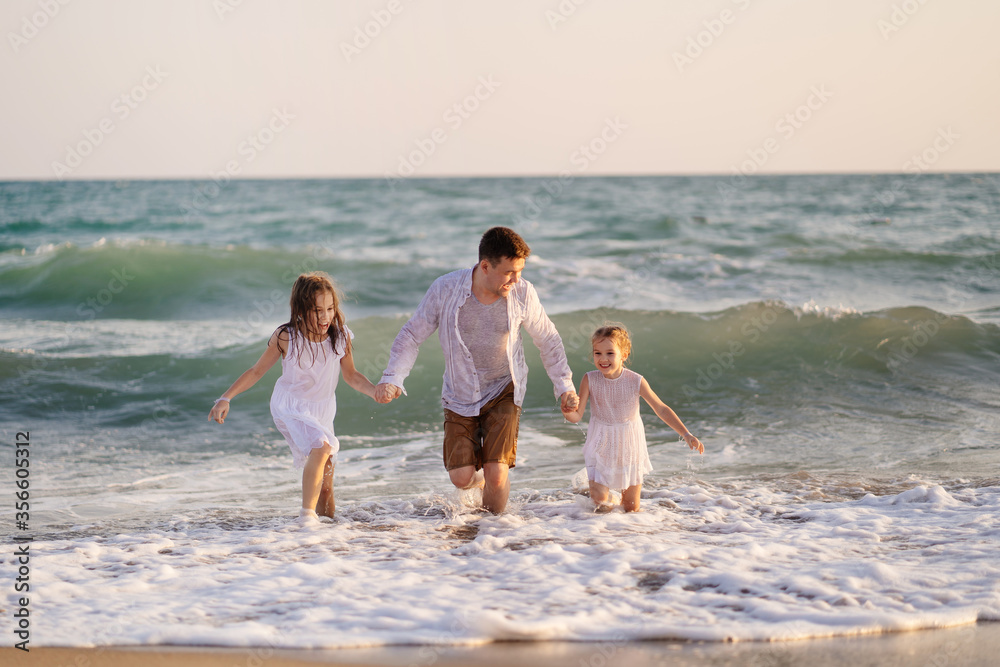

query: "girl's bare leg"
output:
589 480 612 510
302 443 333 515
315 456 335 518
622 484 642 512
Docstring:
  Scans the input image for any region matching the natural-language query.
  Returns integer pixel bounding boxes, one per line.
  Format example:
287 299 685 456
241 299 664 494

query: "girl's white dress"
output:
269 326 352 469
583 368 652 490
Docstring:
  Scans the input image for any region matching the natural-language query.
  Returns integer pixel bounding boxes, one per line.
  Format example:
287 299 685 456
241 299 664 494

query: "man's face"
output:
481 256 525 298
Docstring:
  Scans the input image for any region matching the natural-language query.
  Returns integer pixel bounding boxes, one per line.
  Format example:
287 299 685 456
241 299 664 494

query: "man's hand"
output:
560 390 579 412
375 383 401 404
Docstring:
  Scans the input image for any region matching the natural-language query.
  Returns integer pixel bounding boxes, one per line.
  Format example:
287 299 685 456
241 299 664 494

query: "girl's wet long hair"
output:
281 272 350 366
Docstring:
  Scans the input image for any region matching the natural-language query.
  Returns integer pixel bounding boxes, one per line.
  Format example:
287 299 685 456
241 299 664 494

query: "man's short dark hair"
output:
479 227 531 266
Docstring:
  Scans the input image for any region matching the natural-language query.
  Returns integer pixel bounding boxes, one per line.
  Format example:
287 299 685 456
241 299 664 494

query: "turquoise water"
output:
1 175 999 647
2 175 997 479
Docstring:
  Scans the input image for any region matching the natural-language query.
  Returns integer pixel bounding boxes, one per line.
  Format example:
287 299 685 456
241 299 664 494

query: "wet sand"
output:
6 622 999 667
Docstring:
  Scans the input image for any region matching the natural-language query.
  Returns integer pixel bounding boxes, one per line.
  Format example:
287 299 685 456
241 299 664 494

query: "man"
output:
376 227 578 513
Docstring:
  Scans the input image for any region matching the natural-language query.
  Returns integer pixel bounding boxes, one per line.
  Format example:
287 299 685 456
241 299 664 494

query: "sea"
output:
1 174 999 649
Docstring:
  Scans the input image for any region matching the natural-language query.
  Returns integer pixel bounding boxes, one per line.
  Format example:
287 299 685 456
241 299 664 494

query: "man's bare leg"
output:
482 462 510 514
449 465 483 490
450 464 503 510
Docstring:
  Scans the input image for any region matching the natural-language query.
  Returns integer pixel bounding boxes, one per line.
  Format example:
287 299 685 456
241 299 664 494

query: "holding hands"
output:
375 383 402 404
560 390 579 412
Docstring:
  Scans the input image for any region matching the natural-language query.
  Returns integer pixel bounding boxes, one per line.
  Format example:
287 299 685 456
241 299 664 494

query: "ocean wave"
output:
785 247 998 270
0 240 450 319
3 304 997 438
4 303 995 371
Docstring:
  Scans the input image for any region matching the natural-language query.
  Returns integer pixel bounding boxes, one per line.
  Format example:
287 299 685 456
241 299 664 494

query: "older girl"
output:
209 272 380 520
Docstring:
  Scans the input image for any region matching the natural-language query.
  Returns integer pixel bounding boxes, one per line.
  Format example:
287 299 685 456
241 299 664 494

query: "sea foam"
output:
9 478 1000 648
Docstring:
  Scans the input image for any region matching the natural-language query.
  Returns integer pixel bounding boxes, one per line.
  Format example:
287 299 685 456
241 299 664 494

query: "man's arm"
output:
377 279 443 398
520 281 576 402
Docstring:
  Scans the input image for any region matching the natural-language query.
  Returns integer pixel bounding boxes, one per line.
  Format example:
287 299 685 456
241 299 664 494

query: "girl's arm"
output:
561 373 590 423
639 377 704 454
340 347 378 401
208 328 286 424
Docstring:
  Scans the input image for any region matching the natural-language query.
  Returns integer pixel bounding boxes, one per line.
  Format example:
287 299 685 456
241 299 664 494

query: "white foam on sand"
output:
8 477 1000 648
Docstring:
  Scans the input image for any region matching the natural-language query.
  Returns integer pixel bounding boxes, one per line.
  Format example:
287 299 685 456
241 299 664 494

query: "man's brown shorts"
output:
443 382 520 470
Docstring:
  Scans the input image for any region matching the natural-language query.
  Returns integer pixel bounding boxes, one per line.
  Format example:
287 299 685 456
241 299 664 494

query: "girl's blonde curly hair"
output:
592 321 632 362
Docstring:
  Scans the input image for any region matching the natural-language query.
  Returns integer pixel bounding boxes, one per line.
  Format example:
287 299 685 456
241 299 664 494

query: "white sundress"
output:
583 368 653 490
269 326 352 469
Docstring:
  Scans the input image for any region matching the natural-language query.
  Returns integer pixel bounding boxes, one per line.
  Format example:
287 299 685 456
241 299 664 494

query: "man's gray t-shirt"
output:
457 293 512 411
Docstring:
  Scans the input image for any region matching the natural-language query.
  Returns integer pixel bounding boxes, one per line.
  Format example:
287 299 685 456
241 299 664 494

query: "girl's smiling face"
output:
305 290 336 339
592 337 625 378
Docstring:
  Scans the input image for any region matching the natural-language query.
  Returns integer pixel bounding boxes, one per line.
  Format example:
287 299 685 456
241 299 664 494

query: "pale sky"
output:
2 0 998 180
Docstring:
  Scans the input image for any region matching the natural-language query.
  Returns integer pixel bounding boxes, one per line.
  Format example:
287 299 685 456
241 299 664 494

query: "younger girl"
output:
208 272 380 521
561 323 704 512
